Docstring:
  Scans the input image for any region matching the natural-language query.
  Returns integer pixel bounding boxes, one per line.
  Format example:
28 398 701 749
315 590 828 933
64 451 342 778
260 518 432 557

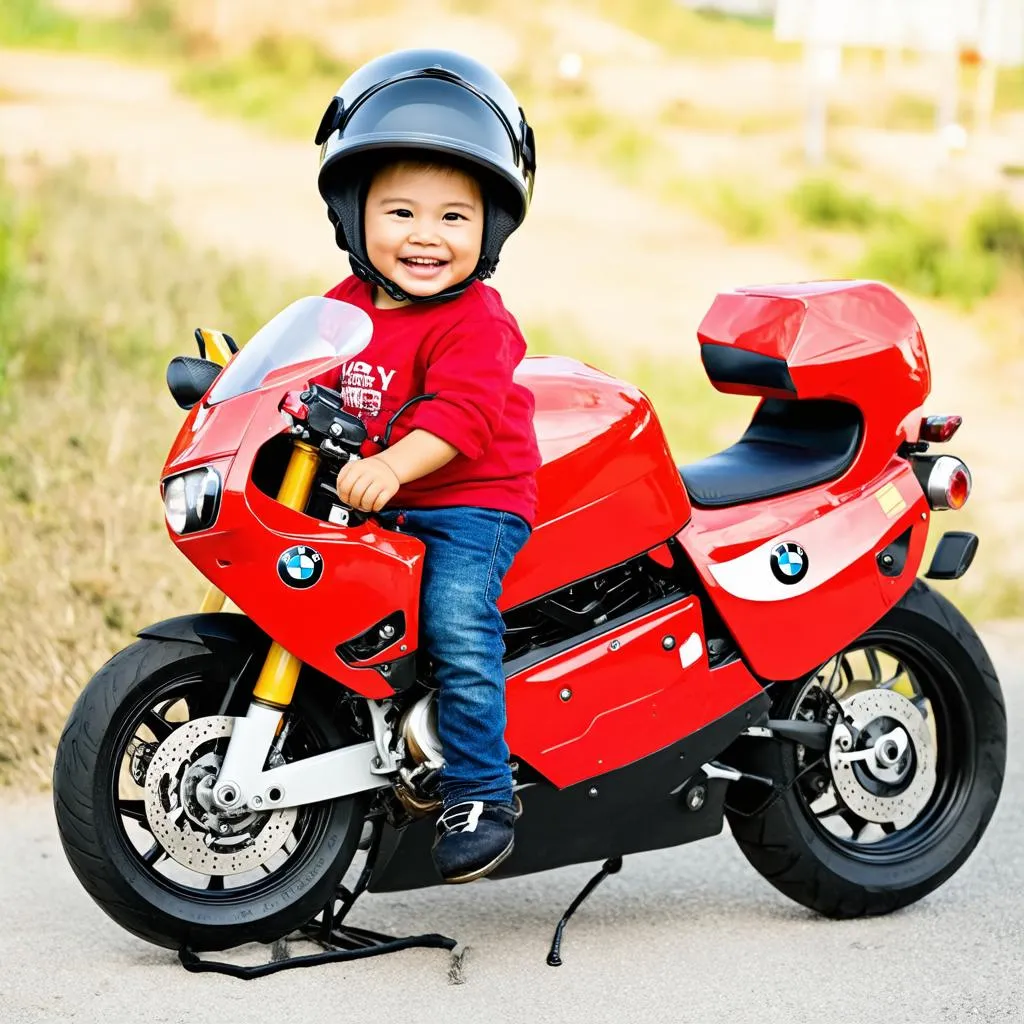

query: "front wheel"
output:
726 579 1006 918
53 637 368 950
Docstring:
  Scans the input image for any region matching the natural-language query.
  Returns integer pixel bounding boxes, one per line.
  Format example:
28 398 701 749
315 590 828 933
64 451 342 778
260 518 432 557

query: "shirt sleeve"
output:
407 317 524 460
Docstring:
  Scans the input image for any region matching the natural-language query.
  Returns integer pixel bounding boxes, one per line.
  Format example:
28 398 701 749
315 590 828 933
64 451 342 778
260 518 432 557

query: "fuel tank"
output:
501 356 692 609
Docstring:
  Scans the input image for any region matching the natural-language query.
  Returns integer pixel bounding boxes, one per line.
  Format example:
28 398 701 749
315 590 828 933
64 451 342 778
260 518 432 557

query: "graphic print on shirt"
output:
338 359 398 420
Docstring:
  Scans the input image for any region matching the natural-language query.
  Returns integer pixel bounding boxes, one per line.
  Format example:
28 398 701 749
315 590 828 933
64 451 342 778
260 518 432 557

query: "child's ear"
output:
315 97 344 147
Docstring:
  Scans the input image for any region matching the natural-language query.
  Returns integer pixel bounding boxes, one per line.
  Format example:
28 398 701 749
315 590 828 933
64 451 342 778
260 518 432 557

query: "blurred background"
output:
1 0 1022 787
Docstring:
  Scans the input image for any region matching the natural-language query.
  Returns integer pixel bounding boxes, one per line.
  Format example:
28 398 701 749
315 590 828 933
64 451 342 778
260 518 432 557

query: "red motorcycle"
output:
53 280 1005 962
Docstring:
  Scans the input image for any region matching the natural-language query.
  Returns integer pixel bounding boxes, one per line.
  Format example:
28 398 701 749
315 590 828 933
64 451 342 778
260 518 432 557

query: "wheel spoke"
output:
818 656 842 694
142 842 167 866
880 661 906 689
142 710 176 743
812 800 844 820
206 874 226 891
118 799 150 826
864 647 883 686
851 820 886 843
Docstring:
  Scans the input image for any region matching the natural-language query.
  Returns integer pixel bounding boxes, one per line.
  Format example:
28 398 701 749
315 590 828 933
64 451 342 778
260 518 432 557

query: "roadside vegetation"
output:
4 1 1024 308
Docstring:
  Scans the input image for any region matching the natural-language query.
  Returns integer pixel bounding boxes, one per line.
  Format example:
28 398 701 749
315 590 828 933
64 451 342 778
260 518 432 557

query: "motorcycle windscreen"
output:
207 296 373 406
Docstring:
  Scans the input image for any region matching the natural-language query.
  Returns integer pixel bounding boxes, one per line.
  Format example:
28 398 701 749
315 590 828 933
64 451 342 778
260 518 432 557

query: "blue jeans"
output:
378 506 531 807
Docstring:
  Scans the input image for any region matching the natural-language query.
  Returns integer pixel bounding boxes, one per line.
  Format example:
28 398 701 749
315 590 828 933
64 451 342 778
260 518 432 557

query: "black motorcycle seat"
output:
679 398 862 508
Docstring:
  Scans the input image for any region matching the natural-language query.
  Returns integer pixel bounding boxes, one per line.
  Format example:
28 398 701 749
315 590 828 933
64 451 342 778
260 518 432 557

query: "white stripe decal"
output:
703 486 906 603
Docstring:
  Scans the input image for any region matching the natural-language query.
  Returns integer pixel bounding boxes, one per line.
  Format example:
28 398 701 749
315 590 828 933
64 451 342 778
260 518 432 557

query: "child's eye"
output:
388 208 413 218
442 212 467 222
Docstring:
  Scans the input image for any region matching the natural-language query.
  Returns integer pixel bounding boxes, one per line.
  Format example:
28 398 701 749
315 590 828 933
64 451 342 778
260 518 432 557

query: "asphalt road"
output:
2 623 1022 1024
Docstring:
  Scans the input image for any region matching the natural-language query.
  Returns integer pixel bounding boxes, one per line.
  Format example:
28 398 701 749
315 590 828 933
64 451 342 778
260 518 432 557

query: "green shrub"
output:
593 0 798 60
967 194 1024 266
0 0 179 55
0 188 18 394
857 220 999 307
789 177 887 230
0 0 75 47
179 36 350 137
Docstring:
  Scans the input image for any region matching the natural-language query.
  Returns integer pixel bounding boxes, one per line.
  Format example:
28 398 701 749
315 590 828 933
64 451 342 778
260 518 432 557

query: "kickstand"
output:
178 817 457 979
546 856 623 967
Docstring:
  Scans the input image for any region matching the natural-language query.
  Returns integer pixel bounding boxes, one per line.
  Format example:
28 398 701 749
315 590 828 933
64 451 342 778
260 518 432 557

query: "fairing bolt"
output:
609 640 621 651
662 636 676 650
559 688 572 702
588 787 599 798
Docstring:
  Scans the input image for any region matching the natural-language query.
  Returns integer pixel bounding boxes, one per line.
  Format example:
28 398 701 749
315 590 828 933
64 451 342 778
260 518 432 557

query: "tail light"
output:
925 455 972 510
920 414 962 443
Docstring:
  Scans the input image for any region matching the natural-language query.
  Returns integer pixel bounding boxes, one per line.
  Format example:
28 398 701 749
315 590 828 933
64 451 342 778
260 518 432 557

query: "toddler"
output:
316 49 540 883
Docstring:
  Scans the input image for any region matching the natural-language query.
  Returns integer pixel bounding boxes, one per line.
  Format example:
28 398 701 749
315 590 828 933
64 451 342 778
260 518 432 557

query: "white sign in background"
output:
775 0 1024 65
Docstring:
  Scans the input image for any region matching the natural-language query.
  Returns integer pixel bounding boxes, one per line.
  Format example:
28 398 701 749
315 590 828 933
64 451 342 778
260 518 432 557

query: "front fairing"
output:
159 300 426 698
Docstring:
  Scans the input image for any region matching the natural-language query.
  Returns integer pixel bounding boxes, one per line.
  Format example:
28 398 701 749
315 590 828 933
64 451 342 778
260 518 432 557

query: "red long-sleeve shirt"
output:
324 276 541 524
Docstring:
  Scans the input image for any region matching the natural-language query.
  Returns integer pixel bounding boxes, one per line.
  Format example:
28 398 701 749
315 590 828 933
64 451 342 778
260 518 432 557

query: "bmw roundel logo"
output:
770 542 808 585
277 545 324 589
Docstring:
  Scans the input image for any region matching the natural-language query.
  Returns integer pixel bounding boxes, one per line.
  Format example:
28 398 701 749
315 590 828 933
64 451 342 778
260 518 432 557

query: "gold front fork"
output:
251 442 321 707
200 439 322 708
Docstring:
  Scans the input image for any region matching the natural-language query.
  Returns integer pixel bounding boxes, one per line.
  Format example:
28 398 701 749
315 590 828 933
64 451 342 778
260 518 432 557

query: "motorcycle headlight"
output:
163 467 222 535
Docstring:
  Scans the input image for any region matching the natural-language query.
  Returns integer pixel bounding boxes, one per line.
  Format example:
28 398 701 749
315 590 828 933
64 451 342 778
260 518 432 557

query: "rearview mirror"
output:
166 356 223 410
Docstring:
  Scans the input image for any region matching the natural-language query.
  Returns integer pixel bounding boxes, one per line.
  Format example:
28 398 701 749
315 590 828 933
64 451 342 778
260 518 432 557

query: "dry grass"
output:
0 161 317 787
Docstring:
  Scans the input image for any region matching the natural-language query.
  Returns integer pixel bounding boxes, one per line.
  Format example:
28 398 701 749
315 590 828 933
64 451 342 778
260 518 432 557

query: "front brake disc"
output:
144 715 297 876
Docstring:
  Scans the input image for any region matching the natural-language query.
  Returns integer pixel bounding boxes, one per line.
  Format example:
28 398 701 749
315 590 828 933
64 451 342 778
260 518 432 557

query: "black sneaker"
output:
431 800 519 884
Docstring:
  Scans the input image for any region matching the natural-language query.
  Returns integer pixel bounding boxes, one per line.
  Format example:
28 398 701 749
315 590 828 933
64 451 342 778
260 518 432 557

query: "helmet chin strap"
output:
347 251 484 305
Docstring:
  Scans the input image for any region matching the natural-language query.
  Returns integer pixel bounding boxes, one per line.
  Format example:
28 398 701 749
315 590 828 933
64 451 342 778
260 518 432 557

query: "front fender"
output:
137 612 270 659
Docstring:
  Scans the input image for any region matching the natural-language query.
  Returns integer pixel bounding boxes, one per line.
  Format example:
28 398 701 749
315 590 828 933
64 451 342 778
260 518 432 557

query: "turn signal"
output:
280 390 310 421
920 415 962 443
926 456 971 511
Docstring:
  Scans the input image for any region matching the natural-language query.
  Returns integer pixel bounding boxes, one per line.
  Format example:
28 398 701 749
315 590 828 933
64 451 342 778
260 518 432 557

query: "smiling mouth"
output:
398 257 450 280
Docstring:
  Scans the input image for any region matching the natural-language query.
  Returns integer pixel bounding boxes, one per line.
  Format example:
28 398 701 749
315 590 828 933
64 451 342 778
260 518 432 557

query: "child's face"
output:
364 162 484 302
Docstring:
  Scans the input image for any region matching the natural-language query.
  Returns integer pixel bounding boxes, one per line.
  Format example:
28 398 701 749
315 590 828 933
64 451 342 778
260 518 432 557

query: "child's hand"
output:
335 456 401 513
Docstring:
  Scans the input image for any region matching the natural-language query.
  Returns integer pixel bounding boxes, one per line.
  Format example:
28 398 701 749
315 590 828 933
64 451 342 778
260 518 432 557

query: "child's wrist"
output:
375 456 402 485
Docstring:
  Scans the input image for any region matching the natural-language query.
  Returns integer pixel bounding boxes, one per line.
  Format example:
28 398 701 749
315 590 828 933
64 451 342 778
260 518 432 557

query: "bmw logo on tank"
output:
277 545 324 589
770 541 808 585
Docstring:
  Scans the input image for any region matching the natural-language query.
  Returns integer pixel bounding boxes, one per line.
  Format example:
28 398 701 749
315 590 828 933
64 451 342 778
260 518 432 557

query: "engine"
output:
394 693 444 814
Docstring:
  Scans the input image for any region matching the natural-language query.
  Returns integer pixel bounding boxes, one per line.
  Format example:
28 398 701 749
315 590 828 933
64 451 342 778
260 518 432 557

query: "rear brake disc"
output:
828 690 936 828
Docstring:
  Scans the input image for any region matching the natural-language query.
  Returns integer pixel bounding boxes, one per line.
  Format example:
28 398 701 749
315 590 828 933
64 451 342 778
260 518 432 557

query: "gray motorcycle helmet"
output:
315 49 536 303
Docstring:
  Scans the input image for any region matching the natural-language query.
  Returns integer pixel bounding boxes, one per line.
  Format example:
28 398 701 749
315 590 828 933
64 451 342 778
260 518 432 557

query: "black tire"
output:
726 579 1006 918
53 637 367 951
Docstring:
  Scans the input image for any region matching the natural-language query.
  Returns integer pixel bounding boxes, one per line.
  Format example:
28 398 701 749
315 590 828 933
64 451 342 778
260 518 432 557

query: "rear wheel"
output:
53 638 368 950
726 580 1006 918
